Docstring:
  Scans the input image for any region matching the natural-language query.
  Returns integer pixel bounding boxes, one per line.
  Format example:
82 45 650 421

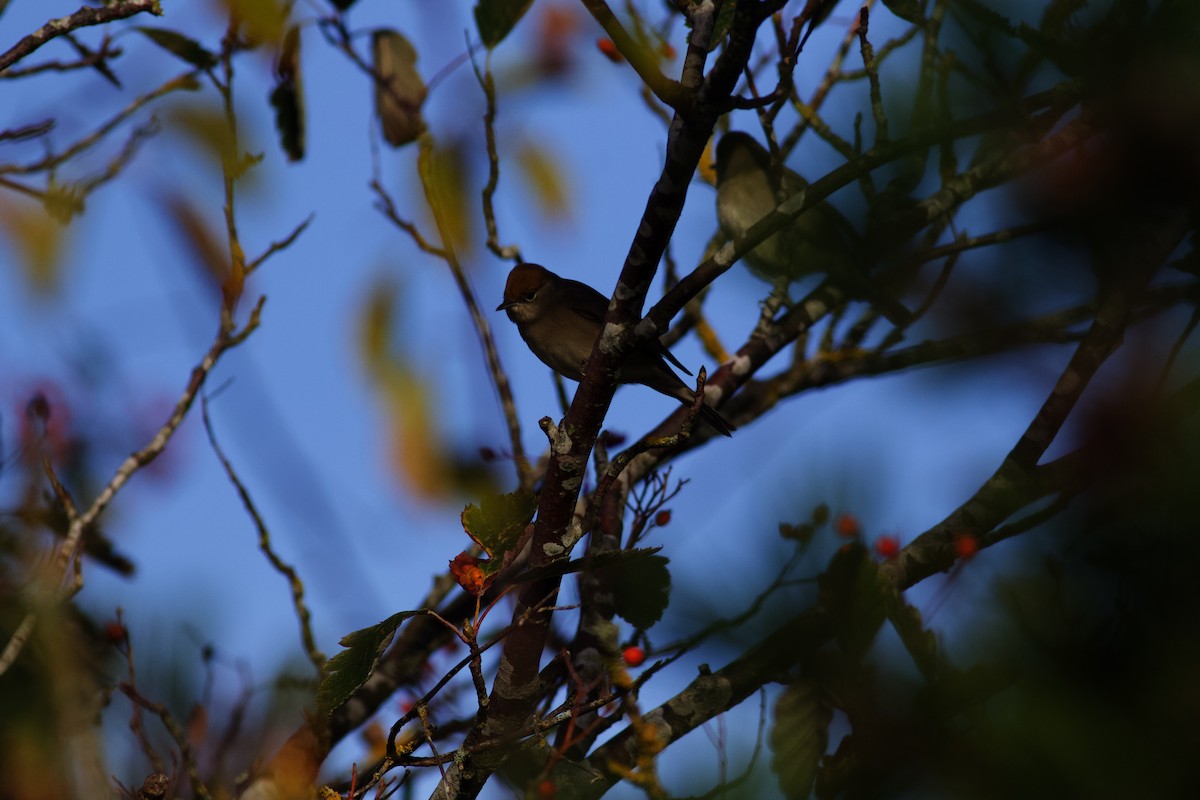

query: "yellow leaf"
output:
696 136 718 186
417 135 474 256
358 282 452 501
220 0 287 46
0 197 69 294
516 141 571 219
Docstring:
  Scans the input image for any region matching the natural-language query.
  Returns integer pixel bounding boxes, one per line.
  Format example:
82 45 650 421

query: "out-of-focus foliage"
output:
3 0 1200 798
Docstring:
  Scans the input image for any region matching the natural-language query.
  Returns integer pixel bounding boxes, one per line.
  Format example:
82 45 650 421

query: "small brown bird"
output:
715 131 910 324
497 263 735 437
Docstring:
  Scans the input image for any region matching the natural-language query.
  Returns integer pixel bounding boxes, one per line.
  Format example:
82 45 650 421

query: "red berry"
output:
622 646 645 667
654 510 671 527
104 621 126 645
874 535 900 560
954 534 979 560
537 779 556 799
835 513 861 538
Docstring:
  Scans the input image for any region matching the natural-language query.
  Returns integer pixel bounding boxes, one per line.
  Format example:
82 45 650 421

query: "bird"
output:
496 263 735 437
714 130 911 324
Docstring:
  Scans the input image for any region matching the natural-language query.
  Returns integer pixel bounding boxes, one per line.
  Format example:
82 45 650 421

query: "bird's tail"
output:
699 401 736 438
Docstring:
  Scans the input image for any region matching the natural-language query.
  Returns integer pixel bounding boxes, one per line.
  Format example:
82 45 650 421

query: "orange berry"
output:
596 38 624 63
835 513 861 538
874 535 900 560
654 510 671 527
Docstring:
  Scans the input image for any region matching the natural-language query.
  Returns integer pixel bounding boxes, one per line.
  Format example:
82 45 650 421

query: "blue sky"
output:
0 0 1133 793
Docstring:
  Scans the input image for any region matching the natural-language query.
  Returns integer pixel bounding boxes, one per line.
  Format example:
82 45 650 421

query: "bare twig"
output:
0 0 161 72
122 683 212 800
0 72 194 176
471 49 521 262
201 396 325 674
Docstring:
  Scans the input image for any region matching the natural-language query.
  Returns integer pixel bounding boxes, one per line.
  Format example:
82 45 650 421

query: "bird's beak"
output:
496 300 515 312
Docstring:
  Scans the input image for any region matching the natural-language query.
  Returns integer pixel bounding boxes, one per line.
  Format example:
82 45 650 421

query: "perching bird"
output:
714 130 910 324
497 263 735 437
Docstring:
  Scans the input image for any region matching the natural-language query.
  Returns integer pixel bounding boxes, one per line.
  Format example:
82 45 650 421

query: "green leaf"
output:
461 490 537 575
474 0 534 48
601 552 671 630
817 544 886 660
136 27 217 69
770 681 831 799
317 610 419 716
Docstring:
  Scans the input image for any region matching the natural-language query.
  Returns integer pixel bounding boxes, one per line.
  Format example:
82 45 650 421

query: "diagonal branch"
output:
0 0 161 72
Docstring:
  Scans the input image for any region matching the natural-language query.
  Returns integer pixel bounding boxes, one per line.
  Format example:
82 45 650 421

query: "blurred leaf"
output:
881 0 923 23
705 0 738 49
221 0 287 46
818 544 886 660
0 197 68 294
168 103 237 171
42 181 85 224
418 136 474 254
461 489 537 563
697 137 718 186
770 681 831 799
516 142 571 219
600 551 671 630
163 194 229 299
475 0 534 48
270 26 305 161
318 611 419 716
136 27 217 69
373 30 426 147
359 282 455 500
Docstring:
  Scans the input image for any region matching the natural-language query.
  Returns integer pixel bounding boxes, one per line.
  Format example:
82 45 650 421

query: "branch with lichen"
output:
0 0 161 72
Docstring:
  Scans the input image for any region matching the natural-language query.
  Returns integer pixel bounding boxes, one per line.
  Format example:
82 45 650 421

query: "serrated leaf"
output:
818 544 886 660
137 27 217 69
475 0 534 48
373 30 426 147
600 552 671 630
770 681 831 799
318 611 419 716
461 489 537 568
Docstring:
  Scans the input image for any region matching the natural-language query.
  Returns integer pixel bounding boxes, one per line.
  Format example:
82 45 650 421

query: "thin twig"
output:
0 72 194 176
0 0 161 72
201 396 325 674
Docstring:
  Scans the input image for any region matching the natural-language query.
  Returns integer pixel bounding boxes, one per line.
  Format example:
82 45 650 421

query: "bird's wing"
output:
562 277 609 323
564 277 694 376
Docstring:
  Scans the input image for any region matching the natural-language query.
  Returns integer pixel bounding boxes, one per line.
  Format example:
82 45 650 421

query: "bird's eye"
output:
523 291 537 302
